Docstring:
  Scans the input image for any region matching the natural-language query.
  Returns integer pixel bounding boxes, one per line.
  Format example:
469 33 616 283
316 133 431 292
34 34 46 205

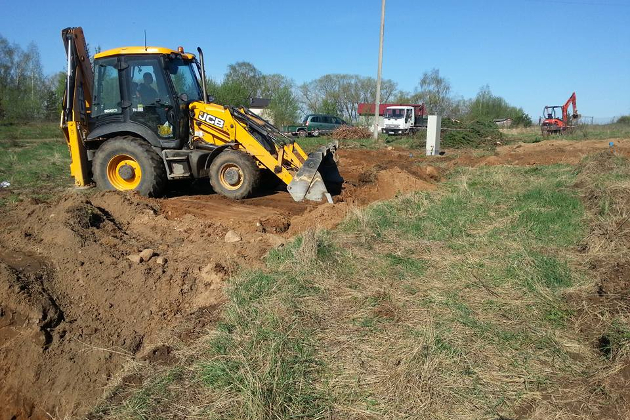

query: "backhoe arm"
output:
60 27 93 186
562 92 578 121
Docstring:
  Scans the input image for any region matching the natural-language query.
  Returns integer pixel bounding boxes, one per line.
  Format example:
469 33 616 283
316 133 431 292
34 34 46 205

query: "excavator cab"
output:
543 106 561 121
91 49 202 149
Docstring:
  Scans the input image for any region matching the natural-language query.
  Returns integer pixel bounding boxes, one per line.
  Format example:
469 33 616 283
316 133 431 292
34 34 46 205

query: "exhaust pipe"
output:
197 47 208 104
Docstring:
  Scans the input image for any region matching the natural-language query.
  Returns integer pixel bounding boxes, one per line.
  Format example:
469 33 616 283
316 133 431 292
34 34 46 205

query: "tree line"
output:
207 65 531 127
0 34 531 127
0 35 65 122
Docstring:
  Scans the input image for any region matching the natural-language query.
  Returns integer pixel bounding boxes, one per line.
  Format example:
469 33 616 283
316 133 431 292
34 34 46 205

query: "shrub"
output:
441 119 503 148
616 115 630 125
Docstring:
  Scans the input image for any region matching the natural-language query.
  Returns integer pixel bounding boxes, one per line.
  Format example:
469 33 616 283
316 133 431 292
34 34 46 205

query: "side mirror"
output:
179 93 189 102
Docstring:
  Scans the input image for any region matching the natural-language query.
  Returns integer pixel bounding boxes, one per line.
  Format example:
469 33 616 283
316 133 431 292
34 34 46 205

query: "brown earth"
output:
453 137 630 167
0 148 438 420
1 138 629 419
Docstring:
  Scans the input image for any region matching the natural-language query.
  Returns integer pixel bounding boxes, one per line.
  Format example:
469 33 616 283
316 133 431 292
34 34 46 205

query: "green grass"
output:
0 121 63 140
122 368 183 420
97 233 334 420
502 123 630 144
93 157 630 419
0 138 71 205
295 132 428 153
198 269 329 420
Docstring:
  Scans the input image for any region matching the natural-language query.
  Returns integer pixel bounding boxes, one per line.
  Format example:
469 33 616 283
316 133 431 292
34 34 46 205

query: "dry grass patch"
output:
94 158 630 420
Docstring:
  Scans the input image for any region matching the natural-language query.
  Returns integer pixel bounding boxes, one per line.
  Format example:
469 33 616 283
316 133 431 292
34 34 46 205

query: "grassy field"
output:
502 123 630 144
0 138 71 206
297 132 426 151
92 153 630 419
0 121 63 140
301 122 630 153
3 123 629 418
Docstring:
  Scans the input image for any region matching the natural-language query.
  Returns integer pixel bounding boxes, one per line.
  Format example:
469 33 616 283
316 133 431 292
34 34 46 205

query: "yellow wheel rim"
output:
106 154 142 190
218 163 244 191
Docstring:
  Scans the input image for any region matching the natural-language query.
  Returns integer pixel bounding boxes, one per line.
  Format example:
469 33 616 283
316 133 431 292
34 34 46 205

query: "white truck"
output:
381 105 427 135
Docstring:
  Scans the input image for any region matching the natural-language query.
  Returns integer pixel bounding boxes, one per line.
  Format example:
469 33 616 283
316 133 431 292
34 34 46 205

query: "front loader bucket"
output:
287 141 343 203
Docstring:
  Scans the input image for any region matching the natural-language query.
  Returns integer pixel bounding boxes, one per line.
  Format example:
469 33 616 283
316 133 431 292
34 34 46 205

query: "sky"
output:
1 0 629 120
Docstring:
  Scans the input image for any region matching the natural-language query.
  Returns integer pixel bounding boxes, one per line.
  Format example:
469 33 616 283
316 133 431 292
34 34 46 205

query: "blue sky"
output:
2 0 629 120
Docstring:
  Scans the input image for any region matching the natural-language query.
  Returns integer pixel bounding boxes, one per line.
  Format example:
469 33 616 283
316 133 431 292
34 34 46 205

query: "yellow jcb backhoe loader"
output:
60 27 342 202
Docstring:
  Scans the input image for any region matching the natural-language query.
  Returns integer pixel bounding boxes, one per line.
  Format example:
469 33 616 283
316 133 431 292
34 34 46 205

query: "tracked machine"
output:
540 92 580 136
61 27 341 202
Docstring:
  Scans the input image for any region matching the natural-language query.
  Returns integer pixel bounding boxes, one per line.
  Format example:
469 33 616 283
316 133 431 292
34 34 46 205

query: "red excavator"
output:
541 92 580 136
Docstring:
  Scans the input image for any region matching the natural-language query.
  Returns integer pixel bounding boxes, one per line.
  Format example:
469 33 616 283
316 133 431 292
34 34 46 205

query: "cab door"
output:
125 56 179 142
404 109 413 129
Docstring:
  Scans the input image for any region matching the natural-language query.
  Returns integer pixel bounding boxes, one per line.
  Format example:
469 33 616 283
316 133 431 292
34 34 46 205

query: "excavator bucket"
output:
287 141 343 203
226 107 343 203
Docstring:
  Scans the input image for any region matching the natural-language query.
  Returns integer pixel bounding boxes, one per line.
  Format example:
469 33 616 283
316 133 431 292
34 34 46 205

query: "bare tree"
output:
0 35 47 121
224 61 263 99
412 68 453 116
299 74 397 122
261 74 299 126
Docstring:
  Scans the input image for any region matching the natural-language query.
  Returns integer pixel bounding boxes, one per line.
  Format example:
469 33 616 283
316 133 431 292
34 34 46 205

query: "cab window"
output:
126 57 174 138
92 58 121 117
127 57 171 107
167 57 202 101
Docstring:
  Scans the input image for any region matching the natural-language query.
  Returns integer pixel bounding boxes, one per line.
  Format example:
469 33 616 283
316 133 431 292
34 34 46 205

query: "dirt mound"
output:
456 138 630 167
6 137 630 418
331 125 372 140
0 148 439 419
575 149 630 177
0 191 266 419
572 151 630 314
559 151 630 418
161 148 439 235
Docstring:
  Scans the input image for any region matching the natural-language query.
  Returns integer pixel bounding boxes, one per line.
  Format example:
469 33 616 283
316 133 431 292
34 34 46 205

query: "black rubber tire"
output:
208 149 260 200
297 129 307 138
92 136 167 197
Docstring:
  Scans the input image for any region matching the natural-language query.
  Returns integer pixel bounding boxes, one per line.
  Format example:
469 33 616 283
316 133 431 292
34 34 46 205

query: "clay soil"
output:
1 138 629 419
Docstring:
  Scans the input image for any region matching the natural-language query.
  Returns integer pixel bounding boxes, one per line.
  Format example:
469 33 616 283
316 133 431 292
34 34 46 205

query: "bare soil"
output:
1 138 629 419
454 138 630 167
0 148 437 420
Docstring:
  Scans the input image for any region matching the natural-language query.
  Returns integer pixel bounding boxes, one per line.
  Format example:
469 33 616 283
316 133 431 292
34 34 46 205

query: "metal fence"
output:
578 116 622 125
538 116 623 126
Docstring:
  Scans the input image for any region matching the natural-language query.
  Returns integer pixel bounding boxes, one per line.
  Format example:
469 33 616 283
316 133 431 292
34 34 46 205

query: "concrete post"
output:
426 115 442 156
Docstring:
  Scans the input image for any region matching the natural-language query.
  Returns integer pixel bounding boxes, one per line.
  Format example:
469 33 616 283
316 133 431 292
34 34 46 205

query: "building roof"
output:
250 98 271 108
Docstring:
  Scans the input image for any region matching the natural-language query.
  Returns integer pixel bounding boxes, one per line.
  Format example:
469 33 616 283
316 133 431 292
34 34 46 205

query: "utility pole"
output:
373 0 386 141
